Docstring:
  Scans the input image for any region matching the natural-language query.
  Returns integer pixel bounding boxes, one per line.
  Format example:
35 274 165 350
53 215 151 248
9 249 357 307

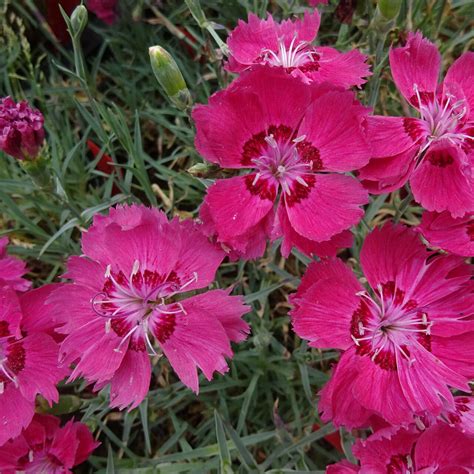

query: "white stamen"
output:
415 417 426 430
292 134 306 143
114 324 140 353
265 134 278 149
295 176 308 187
131 259 140 276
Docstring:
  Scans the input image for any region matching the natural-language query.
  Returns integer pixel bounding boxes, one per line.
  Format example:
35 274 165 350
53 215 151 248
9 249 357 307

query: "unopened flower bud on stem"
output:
149 46 192 110
0 97 53 190
70 5 88 38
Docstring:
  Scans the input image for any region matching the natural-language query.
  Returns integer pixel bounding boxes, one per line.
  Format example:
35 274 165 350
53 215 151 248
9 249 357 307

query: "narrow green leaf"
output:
214 411 233 473
139 398 152 456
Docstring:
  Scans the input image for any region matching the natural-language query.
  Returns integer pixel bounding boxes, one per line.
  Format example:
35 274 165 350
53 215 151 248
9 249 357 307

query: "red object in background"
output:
179 27 198 59
312 423 343 453
87 139 121 194
336 0 357 24
45 0 81 44
88 0 118 24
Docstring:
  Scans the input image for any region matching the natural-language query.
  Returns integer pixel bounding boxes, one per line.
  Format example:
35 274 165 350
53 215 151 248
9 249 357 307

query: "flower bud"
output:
149 46 192 110
70 5 88 37
187 162 212 177
0 97 45 161
378 0 402 20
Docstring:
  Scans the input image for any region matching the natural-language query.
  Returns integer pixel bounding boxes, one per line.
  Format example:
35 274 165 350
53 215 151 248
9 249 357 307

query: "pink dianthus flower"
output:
226 12 370 88
0 414 99 473
327 422 474 473
291 223 474 429
194 67 370 259
0 97 44 161
49 204 250 409
359 33 474 217
0 286 64 446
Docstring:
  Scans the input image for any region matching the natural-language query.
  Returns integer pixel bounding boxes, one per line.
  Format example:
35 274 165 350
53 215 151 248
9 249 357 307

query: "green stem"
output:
394 190 413 223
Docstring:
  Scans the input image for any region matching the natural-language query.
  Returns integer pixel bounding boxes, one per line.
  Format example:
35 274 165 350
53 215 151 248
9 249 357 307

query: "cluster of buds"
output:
0 97 53 189
0 97 44 161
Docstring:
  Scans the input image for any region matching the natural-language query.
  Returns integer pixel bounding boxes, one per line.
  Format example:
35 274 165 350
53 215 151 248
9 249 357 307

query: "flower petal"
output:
351 355 412 426
389 32 441 107
411 142 474 217
444 52 474 119
419 211 474 257
0 385 34 445
158 293 246 393
275 204 352 257
291 258 362 350
310 46 371 88
204 175 276 242
108 349 152 410
360 223 426 291
285 174 368 242
415 423 474 469
319 349 375 429
396 344 469 416
298 89 370 171
358 145 417 194
364 116 425 158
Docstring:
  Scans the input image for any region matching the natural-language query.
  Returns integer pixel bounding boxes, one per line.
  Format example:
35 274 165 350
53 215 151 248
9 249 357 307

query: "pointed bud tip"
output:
149 45 192 110
71 5 88 37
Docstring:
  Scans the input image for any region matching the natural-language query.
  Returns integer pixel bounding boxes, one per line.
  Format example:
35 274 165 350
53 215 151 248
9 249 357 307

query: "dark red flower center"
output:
0 324 26 389
410 88 472 153
427 148 454 167
467 221 474 241
350 281 431 371
387 453 411 473
91 261 194 354
240 124 322 204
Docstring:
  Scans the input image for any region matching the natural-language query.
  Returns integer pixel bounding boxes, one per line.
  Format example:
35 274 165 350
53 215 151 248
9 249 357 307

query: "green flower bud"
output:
70 5 88 38
149 46 192 110
187 162 211 177
378 0 402 20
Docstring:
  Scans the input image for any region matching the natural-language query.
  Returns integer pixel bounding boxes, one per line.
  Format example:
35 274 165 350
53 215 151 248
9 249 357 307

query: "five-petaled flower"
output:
326 422 474 473
194 67 370 259
359 33 474 217
291 223 474 429
226 12 370 89
0 414 99 473
49 204 250 410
